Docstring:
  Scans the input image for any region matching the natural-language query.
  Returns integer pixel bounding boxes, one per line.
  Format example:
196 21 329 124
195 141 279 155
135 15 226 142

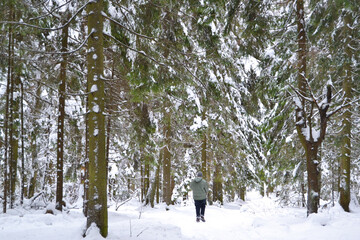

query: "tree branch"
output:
19 29 93 55
289 84 313 103
104 33 165 67
327 97 360 118
304 78 320 110
102 13 157 41
30 0 74 21
0 1 88 31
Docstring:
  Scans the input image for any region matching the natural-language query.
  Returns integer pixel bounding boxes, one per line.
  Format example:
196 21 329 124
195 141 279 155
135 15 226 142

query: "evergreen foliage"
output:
0 0 359 231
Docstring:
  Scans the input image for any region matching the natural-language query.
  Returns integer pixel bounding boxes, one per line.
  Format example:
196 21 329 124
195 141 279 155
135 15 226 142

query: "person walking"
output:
190 171 208 222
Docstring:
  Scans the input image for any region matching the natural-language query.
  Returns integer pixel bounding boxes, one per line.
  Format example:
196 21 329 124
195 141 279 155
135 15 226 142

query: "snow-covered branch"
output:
30 0 73 21
304 78 320 110
22 29 94 55
0 1 88 31
327 97 360 118
102 13 157 41
289 84 313 104
104 33 165 67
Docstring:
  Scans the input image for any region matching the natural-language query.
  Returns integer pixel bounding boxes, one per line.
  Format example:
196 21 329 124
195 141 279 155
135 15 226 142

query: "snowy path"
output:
1 193 360 240
112 196 360 240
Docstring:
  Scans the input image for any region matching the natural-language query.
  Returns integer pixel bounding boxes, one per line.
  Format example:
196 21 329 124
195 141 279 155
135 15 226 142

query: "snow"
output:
1 192 360 240
92 104 100 113
190 115 208 131
302 126 320 142
91 84 98 93
240 56 261 76
186 86 201 112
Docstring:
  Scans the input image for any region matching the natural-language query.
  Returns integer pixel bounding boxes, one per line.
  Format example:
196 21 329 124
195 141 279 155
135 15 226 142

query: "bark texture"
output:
56 17 68 211
86 0 108 237
339 12 353 213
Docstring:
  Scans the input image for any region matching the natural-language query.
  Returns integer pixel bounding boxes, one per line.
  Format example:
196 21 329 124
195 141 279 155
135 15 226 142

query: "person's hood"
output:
195 177 202 182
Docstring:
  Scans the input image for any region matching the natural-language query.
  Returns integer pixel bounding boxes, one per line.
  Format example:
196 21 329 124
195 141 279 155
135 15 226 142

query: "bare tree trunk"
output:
56 16 69 212
106 113 111 200
339 12 353 212
83 88 89 217
162 111 172 205
239 186 246 201
86 0 107 237
304 142 320 214
20 78 25 204
301 164 306 207
10 29 20 210
140 157 144 202
213 160 223 204
201 110 207 177
144 158 150 203
3 2 14 213
105 58 115 202
28 82 42 199
147 165 159 208
156 149 162 204
44 114 55 200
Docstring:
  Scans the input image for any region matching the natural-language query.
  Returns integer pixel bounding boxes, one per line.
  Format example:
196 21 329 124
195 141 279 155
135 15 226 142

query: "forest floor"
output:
1 191 360 240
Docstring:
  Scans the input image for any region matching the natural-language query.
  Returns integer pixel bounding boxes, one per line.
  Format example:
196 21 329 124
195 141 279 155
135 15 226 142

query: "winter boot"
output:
196 217 200 222
201 215 205 222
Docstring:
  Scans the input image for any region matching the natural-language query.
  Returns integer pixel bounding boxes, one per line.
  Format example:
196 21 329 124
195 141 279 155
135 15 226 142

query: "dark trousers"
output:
194 199 206 217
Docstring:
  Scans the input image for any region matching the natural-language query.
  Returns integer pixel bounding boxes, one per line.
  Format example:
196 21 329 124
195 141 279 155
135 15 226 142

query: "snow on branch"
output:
289 84 314 104
290 82 334 113
304 77 320 110
104 33 165 67
327 97 360 118
23 29 94 55
102 13 157 41
0 1 89 31
29 0 73 21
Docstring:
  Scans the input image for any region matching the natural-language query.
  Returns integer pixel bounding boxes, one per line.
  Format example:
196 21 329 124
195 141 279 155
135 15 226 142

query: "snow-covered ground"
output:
1 192 360 240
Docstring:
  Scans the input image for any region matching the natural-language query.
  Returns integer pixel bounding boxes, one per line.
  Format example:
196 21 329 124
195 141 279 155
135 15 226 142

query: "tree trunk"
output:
106 114 111 200
44 114 55 200
301 165 306 207
144 158 150 203
3 2 14 212
156 149 162 204
304 142 320 214
86 0 107 237
239 186 246 201
20 78 25 204
213 161 223 204
105 58 115 202
10 53 20 210
83 90 89 217
56 17 69 212
339 12 353 212
201 110 207 177
28 82 42 199
148 166 159 208
163 111 172 205
140 154 145 202
294 0 332 215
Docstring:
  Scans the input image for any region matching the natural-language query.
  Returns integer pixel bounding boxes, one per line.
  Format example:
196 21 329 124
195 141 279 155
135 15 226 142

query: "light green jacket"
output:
190 177 208 200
